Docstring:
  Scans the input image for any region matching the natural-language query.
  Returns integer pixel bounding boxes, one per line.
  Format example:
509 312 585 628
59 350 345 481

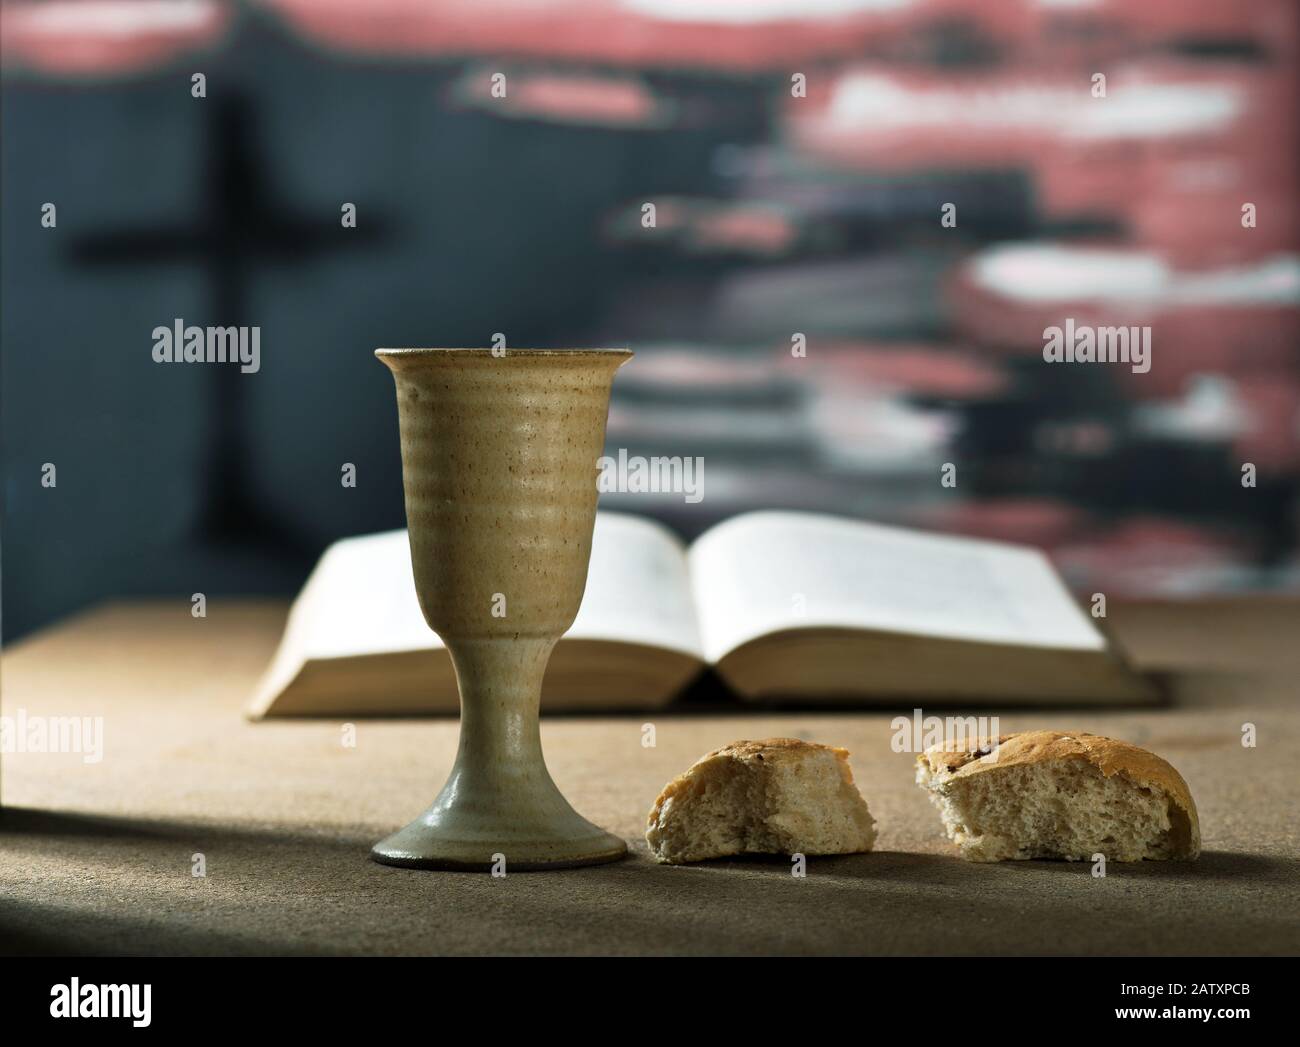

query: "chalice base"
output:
371 775 628 871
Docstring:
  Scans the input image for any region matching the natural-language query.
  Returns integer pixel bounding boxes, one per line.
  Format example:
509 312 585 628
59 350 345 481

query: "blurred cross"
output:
71 93 389 551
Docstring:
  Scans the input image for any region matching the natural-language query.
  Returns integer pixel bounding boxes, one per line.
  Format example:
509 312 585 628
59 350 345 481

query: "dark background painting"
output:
2 0 1298 640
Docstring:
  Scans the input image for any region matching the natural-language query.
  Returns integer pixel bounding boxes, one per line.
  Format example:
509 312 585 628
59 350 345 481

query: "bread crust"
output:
646 738 873 862
918 730 1200 857
647 737 856 814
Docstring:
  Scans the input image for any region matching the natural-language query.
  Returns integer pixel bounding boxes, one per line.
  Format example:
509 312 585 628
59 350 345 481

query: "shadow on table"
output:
0 806 362 956
0 908 320 957
471 847 1299 955
4 808 1296 955
0 805 365 849
693 847 1300 894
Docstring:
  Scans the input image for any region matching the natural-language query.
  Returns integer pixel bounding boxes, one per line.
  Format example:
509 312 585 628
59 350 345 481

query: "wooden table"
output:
2 599 1297 955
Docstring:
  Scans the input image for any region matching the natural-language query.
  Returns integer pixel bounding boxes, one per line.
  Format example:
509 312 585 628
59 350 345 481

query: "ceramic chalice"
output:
371 348 632 870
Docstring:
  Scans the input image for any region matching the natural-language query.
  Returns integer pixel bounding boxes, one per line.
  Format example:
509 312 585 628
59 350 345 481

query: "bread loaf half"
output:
646 738 877 864
916 731 1200 862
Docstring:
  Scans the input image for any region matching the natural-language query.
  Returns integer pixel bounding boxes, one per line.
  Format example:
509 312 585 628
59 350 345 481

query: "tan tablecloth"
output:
2 599 1297 955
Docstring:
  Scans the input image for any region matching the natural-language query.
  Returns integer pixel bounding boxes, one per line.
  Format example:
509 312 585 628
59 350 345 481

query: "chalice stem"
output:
452 637 549 769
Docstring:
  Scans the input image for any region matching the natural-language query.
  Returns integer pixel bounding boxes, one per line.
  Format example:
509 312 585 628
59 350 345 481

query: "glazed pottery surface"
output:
371 348 631 870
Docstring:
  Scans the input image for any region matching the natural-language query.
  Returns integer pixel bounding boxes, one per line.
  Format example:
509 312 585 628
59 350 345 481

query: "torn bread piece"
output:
916 730 1200 862
646 738 876 864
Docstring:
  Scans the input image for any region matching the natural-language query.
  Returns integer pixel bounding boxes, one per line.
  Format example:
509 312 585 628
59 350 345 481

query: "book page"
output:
688 511 1107 664
571 513 704 658
289 512 704 663
295 530 433 660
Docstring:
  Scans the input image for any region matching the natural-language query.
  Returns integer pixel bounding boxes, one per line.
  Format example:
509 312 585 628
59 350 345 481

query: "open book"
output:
249 511 1156 717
